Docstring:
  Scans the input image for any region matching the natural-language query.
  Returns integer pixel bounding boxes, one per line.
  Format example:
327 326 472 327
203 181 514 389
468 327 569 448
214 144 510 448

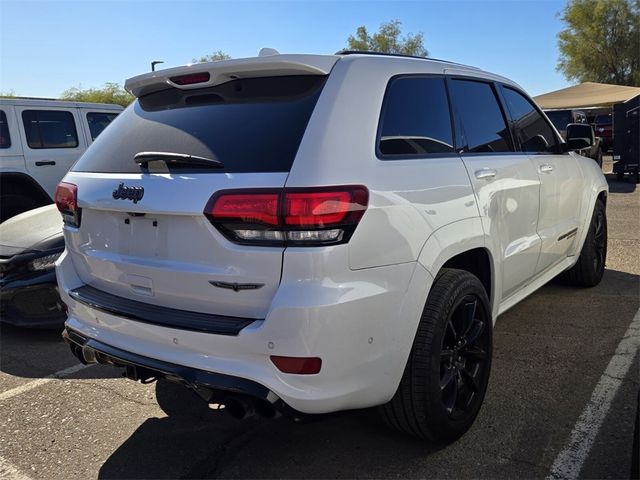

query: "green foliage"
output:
557 0 640 86
346 20 428 57
60 82 134 107
193 50 232 63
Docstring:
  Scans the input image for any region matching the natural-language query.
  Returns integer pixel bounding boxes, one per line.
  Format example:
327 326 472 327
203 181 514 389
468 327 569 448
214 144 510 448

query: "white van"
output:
0 98 122 222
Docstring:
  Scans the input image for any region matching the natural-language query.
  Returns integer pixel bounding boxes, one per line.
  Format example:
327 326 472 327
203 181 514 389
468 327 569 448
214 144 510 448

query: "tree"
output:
192 50 231 63
557 0 640 86
346 20 428 57
60 82 134 107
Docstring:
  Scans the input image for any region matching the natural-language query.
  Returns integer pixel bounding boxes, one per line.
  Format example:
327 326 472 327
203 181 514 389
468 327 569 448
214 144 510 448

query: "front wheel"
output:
379 268 492 443
562 199 607 287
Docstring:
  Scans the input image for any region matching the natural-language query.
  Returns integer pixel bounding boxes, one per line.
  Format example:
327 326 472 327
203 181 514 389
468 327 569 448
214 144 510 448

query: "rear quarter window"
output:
22 110 78 149
72 75 326 174
86 112 119 141
377 76 454 158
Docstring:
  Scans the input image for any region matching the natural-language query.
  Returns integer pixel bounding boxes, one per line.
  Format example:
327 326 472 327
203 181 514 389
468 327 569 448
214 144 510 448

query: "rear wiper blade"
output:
134 151 224 168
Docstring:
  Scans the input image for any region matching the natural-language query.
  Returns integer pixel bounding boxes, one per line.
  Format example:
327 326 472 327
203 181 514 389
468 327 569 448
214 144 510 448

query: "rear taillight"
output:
55 182 81 227
204 186 368 246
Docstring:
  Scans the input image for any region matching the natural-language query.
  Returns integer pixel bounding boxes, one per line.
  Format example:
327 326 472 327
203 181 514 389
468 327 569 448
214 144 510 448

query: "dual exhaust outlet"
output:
69 341 279 421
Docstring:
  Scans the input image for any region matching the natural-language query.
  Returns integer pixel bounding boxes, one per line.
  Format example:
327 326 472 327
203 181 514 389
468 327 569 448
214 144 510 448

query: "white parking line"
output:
0 363 92 402
548 307 640 479
0 456 33 480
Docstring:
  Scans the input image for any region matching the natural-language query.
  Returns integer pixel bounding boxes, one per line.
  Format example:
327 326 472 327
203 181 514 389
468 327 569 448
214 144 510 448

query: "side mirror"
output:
565 123 593 151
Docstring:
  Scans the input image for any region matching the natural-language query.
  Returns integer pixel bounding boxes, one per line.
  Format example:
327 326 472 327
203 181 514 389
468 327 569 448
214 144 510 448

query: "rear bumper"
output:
63 327 271 398
57 249 432 414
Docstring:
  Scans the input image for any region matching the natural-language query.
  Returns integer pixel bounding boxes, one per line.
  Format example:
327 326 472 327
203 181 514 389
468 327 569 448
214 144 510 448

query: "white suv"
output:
56 52 608 443
0 98 122 222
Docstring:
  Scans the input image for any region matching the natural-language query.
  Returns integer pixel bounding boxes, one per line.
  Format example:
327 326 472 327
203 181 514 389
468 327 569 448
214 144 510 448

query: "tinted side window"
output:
449 79 512 153
22 110 78 149
502 87 559 153
0 110 10 149
86 112 118 141
378 77 454 157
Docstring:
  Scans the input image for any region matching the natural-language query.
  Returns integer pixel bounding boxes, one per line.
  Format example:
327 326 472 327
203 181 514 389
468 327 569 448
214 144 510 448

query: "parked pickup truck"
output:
0 98 122 222
544 108 603 167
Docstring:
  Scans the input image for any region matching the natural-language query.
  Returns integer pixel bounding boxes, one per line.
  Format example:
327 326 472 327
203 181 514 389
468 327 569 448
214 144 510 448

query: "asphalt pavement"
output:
0 162 638 479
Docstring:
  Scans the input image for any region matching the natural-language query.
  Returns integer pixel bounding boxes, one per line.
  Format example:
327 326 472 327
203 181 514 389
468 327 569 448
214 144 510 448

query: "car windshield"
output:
595 115 612 125
545 110 571 132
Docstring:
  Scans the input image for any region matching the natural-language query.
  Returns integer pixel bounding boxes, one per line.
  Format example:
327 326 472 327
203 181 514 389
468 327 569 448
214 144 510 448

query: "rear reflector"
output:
170 72 211 85
270 356 322 375
204 186 368 246
55 182 81 227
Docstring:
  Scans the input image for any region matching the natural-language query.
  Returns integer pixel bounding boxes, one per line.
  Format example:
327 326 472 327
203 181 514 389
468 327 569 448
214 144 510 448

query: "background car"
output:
0 204 65 328
545 108 603 166
593 113 613 151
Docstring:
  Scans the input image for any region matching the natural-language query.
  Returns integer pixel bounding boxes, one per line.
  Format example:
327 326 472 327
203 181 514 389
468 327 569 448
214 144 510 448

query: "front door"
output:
498 86 583 274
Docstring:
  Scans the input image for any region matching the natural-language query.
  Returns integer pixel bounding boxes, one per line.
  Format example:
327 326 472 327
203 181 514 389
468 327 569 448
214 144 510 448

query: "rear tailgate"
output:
63 171 287 319
61 60 334 321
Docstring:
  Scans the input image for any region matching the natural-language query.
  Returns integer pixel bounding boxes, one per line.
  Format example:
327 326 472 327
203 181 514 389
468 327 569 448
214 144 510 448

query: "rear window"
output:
72 75 326 174
0 110 10 149
86 112 119 141
595 114 612 125
22 110 79 149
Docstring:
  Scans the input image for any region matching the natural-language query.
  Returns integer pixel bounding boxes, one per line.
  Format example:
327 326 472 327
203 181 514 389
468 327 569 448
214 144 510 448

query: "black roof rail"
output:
334 50 478 69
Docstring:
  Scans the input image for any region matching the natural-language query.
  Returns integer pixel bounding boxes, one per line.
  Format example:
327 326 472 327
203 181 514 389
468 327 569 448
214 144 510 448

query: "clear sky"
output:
0 0 570 98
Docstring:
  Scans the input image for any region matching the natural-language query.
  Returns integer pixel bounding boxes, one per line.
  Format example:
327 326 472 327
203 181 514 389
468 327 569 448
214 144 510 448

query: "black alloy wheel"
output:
440 295 490 419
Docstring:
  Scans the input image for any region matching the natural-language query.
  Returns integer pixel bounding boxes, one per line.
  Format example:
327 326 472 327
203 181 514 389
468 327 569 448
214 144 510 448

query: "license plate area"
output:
120 215 165 258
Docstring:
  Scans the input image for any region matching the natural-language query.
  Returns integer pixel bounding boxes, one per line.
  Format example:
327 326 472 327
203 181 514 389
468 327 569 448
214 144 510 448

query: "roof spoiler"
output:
124 54 339 98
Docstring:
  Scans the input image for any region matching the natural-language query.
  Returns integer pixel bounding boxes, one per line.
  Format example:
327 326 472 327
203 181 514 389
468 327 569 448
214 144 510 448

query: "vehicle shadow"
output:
98 404 445 479
97 268 639 479
606 173 637 193
0 323 119 380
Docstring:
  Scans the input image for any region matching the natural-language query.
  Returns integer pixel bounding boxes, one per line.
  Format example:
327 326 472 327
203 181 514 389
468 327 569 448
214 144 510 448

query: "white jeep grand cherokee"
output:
56 51 608 443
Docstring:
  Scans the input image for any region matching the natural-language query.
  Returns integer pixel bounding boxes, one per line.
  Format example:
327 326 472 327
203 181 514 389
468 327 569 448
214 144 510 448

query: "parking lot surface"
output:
1 168 638 479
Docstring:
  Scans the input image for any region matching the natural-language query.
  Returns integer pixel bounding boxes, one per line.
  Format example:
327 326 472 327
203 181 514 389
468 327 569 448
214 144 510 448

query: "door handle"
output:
539 164 554 174
35 161 56 166
475 169 497 180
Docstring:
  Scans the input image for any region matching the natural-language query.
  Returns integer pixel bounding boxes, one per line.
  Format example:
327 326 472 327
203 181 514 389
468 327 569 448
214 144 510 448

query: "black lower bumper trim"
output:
68 285 256 335
62 328 271 400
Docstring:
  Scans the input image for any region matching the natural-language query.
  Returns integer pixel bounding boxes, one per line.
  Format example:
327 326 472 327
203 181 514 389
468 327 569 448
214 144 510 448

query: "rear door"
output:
16 106 87 198
63 75 326 319
448 77 542 300
499 85 583 274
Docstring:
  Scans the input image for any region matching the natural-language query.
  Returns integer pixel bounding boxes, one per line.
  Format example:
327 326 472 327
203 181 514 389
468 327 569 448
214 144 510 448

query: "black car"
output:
0 204 66 328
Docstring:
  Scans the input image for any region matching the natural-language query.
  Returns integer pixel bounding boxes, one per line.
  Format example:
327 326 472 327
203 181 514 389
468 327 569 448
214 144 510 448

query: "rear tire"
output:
562 199 607 287
379 268 492 443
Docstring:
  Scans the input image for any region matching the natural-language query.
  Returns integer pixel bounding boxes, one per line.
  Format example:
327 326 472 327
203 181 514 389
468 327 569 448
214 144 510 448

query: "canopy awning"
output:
533 82 640 109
